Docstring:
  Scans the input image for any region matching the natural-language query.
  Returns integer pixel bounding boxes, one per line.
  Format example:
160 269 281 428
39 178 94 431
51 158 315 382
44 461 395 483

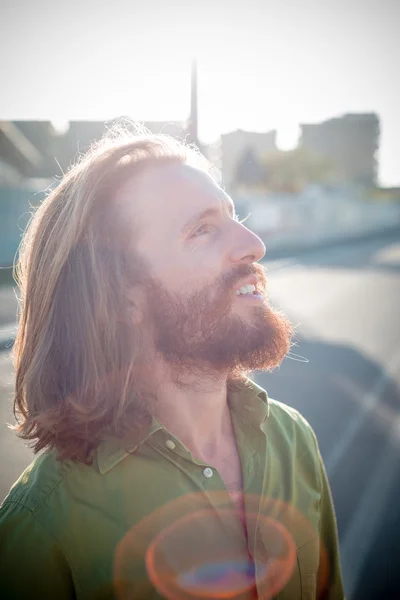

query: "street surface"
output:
1 230 400 598
255 230 400 599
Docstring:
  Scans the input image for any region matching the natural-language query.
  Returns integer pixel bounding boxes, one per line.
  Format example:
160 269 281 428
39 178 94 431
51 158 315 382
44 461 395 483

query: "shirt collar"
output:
96 377 269 475
96 419 162 475
228 377 270 426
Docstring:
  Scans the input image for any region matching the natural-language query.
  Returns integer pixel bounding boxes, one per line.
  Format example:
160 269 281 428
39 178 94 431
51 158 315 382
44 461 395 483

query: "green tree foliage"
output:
234 147 334 194
261 148 334 193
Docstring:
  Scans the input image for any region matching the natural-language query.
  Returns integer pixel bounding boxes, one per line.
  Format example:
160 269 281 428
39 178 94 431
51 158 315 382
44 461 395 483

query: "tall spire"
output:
188 58 199 149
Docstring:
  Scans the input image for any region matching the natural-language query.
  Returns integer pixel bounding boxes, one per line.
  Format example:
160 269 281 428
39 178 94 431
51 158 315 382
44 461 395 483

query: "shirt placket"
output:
231 409 270 598
148 431 252 548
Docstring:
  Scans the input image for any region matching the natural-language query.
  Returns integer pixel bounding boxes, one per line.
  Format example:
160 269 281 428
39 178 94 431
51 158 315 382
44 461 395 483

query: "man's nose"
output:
229 223 266 264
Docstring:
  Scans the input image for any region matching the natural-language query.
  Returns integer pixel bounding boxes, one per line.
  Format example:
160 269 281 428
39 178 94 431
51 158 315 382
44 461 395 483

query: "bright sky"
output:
1 0 399 185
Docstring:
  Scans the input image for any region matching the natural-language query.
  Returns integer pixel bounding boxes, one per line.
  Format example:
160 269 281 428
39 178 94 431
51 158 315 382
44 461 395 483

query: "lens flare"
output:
145 509 294 599
114 492 328 600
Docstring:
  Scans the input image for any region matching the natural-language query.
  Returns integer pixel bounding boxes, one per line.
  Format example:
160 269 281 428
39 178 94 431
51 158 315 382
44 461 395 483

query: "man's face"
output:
120 162 292 374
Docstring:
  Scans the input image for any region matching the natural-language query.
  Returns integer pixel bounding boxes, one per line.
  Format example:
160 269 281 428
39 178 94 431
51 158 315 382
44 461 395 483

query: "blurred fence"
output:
235 187 400 254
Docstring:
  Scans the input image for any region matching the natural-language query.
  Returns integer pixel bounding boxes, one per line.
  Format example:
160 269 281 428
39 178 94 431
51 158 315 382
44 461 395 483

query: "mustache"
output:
220 263 267 290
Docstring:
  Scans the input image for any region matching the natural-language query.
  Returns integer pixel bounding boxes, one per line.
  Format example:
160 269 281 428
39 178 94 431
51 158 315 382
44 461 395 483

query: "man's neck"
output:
145 359 234 461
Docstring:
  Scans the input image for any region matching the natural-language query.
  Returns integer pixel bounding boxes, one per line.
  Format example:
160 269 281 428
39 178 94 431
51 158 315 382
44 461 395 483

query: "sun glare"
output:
276 124 301 151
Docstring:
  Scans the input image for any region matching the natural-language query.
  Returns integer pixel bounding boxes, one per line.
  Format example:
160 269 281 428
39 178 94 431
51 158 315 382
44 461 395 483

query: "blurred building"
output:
0 156 24 186
0 119 188 182
234 147 265 190
220 129 277 189
0 121 55 184
300 113 380 186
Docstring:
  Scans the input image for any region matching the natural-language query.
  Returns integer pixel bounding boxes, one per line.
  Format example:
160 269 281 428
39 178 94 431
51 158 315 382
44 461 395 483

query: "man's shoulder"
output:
246 377 314 431
266 396 320 460
244 378 318 449
268 396 314 431
1 450 77 514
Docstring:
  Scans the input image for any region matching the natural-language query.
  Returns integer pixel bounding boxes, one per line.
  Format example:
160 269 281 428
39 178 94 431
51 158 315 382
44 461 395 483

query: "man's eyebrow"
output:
181 201 235 235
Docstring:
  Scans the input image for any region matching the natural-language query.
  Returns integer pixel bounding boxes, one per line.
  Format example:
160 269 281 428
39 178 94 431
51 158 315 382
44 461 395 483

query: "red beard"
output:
142 263 293 379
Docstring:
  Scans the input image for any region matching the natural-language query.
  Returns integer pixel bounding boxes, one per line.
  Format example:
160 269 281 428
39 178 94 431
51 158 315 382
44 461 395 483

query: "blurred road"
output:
256 229 400 599
1 230 400 599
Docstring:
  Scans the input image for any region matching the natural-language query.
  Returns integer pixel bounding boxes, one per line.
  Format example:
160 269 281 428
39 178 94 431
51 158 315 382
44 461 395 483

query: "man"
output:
0 128 344 599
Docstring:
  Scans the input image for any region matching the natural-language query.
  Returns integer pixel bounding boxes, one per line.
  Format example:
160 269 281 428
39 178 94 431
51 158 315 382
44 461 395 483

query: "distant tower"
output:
188 59 199 149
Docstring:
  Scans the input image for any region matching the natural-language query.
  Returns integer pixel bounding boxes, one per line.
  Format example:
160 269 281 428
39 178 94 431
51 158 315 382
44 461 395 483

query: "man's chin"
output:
195 308 293 374
227 308 293 373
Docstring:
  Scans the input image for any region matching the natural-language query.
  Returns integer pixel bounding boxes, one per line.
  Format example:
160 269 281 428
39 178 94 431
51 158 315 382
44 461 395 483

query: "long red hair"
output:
12 125 213 463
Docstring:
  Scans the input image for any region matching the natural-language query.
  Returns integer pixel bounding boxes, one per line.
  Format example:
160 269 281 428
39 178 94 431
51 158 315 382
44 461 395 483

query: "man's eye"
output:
191 224 213 238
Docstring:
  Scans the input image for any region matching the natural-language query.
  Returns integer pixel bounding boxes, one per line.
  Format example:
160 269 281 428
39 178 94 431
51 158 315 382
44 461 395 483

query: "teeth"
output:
235 284 256 295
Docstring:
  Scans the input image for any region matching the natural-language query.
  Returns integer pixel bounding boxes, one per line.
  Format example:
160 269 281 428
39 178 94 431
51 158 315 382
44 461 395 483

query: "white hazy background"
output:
1 0 399 185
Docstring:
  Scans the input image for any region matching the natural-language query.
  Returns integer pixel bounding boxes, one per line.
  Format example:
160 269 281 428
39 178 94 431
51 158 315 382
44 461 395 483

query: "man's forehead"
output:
126 162 232 226
140 162 223 199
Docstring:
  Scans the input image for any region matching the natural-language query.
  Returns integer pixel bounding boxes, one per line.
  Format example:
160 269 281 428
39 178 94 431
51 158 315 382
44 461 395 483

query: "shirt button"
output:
165 439 176 450
203 467 213 478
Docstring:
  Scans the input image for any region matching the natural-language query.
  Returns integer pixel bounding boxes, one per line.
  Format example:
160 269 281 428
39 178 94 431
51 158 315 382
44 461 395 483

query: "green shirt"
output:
0 379 344 599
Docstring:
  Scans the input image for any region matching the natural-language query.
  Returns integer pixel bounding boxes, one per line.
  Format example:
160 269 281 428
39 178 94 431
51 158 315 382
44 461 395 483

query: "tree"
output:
261 148 334 193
